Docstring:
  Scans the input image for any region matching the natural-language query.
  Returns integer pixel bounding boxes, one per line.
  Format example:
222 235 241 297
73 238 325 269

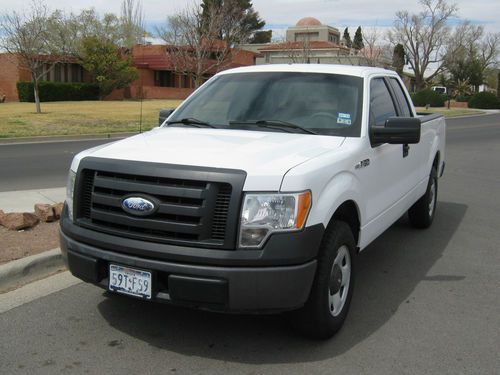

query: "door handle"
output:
403 144 410 158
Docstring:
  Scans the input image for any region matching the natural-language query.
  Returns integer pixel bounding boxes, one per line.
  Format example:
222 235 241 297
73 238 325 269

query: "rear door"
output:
386 77 428 182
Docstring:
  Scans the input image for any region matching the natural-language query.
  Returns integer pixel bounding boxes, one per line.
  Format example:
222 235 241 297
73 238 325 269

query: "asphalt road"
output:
0 138 117 192
1 114 499 374
1 114 499 192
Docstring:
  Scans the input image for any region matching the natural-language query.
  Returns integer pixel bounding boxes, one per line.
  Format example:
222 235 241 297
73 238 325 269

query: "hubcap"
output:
428 178 436 217
328 245 351 317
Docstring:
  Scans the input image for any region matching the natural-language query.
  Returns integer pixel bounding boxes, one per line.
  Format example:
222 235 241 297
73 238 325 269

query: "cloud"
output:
0 0 498 34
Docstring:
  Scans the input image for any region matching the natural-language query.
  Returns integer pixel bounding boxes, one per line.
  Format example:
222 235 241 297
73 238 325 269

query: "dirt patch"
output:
0 222 60 264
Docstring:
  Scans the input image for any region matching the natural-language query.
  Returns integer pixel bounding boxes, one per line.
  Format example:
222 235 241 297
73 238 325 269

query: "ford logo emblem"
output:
121 195 158 217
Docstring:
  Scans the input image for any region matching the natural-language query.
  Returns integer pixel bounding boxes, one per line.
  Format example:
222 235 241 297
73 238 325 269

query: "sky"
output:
1 0 499 38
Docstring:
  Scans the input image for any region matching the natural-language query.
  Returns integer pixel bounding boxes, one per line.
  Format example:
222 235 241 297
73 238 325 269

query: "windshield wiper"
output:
166 118 216 128
229 120 316 134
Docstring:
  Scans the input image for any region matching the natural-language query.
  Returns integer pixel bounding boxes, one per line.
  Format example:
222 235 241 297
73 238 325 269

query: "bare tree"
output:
276 34 313 64
0 1 68 113
444 21 500 90
388 0 458 90
360 27 392 67
120 0 145 48
156 2 246 88
479 32 500 71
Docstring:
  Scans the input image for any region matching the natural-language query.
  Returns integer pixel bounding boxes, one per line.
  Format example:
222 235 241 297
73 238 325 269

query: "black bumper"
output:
60 212 323 313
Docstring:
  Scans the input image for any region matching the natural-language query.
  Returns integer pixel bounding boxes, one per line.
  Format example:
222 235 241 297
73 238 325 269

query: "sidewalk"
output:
0 187 66 213
0 187 66 293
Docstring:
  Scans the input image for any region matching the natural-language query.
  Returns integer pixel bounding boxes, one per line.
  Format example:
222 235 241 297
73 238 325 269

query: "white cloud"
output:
0 0 498 34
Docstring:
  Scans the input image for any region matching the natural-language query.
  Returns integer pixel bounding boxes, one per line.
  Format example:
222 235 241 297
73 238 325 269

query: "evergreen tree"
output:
497 71 500 98
392 43 405 76
79 37 138 99
201 0 265 44
353 26 364 50
342 27 352 48
250 30 272 44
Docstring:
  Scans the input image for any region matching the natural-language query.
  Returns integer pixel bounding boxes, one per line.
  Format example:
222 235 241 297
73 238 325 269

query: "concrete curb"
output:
445 111 499 119
0 132 139 145
0 248 66 293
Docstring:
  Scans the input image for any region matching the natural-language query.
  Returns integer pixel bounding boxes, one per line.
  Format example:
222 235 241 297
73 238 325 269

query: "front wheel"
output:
289 221 356 339
408 167 438 228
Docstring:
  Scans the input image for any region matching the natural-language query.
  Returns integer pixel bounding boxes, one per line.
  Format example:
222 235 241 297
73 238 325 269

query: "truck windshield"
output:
167 72 364 137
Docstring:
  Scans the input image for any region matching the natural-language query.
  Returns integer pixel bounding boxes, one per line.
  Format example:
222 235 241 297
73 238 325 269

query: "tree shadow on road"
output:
97 201 467 364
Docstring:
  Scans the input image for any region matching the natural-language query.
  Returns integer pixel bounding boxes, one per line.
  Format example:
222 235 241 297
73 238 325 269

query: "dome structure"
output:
296 17 322 27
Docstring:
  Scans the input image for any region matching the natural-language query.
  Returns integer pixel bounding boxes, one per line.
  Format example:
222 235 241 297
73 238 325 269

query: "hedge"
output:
411 89 446 107
17 81 99 102
468 92 500 109
455 94 472 103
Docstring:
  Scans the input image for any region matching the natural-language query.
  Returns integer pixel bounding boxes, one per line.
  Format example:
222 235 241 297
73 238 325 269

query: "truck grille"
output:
74 158 245 249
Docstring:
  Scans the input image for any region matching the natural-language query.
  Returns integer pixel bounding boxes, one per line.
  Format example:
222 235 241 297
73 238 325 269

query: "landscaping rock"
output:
0 212 39 231
34 203 56 222
52 202 64 220
0 209 5 221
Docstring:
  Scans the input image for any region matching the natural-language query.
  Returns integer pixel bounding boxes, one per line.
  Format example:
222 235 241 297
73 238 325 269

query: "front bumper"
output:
60 211 323 313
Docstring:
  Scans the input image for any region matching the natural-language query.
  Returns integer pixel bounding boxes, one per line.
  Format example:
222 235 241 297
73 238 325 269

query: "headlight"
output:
66 170 76 221
239 191 312 248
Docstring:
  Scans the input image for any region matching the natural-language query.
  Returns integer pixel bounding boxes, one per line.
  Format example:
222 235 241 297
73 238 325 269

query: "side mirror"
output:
370 117 421 146
159 108 175 126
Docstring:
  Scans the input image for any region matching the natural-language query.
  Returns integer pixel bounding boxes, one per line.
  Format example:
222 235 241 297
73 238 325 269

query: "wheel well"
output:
330 200 360 246
433 152 440 171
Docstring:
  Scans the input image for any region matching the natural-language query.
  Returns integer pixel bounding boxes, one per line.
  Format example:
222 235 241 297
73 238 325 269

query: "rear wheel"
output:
289 220 356 339
409 167 438 228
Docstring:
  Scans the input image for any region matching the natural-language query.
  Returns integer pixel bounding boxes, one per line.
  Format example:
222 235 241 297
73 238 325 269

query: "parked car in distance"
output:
431 86 447 95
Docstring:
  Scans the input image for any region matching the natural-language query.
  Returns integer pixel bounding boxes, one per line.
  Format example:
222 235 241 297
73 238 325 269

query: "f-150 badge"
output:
355 159 370 169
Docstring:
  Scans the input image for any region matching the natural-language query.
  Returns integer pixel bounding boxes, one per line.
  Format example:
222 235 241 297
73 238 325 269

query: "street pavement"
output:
0 114 499 374
0 138 116 192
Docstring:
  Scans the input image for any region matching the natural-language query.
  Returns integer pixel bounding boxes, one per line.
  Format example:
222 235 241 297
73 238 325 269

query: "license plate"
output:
109 264 152 299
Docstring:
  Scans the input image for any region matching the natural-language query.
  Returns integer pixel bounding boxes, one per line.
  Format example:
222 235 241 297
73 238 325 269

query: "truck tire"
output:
289 220 356 339
408 167 438 229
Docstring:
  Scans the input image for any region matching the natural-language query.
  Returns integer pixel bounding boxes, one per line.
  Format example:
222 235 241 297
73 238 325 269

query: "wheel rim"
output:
428 177 436 217
328 245 351 317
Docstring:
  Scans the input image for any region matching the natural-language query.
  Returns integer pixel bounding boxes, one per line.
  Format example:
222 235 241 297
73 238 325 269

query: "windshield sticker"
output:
337 113 352 125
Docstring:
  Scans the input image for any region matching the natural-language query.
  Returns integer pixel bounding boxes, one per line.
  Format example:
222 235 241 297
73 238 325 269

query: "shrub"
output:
17 81 100 102
468 92 500 109
411 89 446 107
455 94 472 103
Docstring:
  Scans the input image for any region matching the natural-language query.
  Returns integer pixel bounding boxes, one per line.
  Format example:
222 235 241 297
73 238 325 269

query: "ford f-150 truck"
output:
60 64 446 339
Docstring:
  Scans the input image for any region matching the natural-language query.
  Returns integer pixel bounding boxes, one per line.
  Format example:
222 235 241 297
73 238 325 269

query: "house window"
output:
154 71 175 87
182 74 191 88
54 64 62 82
71 64 83 83
295 32 319 42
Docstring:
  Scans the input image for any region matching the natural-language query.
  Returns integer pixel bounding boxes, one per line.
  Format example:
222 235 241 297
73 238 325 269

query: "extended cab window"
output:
388 78 413 117
169 72 364 137
370 78 397 127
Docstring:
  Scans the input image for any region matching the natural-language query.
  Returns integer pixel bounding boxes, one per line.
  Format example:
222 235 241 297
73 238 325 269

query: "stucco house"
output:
239 17 391 68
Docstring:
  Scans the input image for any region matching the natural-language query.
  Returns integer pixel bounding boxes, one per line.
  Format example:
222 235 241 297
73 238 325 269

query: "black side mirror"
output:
159 108 175 126
370 117 421 146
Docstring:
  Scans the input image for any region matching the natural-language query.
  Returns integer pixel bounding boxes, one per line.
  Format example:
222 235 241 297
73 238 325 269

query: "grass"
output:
0 100 183 138
415 107 486 118
0 100 489 139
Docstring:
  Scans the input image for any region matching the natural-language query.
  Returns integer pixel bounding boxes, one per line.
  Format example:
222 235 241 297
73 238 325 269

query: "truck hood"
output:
72 127 345 190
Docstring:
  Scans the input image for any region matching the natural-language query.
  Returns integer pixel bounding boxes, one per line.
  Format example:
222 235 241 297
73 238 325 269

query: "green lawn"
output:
0 100 182 138
0 100 488 139
415 107 485 118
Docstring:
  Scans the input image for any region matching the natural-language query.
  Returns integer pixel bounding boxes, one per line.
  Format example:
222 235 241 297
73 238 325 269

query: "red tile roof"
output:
258 41 347 51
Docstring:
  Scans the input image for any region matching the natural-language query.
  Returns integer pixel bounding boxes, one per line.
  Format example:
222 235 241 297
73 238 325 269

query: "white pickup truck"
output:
60 64 446 339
